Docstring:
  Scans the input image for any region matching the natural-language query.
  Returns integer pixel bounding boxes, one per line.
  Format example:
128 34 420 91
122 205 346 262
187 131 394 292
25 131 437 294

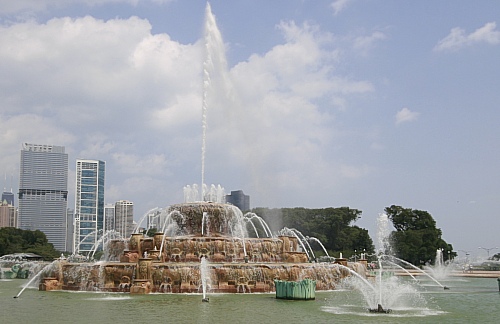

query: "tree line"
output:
0 227 60 260
252 205 454 266
252 206 375 259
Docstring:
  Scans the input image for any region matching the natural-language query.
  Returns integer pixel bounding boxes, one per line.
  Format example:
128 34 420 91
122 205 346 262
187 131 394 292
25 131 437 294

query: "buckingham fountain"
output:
33 1 366 297
28 4 447 315
37 195 363 295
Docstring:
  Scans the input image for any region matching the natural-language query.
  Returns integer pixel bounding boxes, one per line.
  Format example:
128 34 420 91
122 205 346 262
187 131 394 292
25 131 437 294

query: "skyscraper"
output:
1 191 15 206
104 204 115 233
0 199 16 228
73 159 105 254
226 190 250 211
114 200 134 238
18 143 69 251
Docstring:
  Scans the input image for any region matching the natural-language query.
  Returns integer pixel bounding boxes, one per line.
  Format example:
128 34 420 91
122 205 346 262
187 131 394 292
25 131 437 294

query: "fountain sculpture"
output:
30 2 367 297
37 201 365 294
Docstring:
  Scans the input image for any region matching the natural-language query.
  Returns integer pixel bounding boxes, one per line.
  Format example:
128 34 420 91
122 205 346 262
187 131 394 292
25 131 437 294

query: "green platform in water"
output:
274 279 316 300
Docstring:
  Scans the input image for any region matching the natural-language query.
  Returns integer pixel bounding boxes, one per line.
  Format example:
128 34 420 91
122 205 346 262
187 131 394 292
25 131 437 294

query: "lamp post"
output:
478 246 499 258
354 249 357 262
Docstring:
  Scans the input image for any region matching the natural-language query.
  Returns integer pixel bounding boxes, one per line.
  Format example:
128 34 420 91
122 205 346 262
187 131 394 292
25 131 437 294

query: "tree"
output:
385 205 455 266
252 207 374 257
0 227 60 260
144 228 158 237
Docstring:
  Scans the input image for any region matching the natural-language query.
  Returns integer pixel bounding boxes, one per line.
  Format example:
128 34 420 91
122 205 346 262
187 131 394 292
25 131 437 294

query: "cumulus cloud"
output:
434 22 500 52
331 0 352 16
395 107 419 125
0 12 373 213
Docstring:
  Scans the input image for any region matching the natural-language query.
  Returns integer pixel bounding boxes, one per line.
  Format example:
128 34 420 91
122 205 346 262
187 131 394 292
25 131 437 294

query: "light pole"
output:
478 246 499 258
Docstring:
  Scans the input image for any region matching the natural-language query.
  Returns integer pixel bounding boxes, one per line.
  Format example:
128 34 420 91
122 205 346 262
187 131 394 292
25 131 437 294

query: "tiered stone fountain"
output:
39 201 363 294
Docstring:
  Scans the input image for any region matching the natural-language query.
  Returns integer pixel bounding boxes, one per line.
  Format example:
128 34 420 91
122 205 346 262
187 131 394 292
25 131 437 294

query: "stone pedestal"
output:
130 279 151 294
39 277 62 291
335 258 348 266
129 233 143 255
137 258 153 280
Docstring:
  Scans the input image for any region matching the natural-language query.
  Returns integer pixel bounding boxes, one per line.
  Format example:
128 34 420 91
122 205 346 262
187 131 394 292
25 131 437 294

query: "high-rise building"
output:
1 191 15 206
66 208 74 253
114 200 134 238
147 209 162 230
0 199 16 228
18 143 69 251
2 174 15 206
104 204 115 233
226 190 250 211
73 159 105 254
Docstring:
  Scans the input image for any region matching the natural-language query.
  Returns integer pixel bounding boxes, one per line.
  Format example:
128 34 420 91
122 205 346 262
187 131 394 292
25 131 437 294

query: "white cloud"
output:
395 107 420 125
0 12 374 213
331 0 352 16
353 31 387 54
434 22 500 52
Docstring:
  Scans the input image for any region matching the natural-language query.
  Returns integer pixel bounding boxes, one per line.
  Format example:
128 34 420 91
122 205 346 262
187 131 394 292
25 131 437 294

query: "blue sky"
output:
1 0 499 259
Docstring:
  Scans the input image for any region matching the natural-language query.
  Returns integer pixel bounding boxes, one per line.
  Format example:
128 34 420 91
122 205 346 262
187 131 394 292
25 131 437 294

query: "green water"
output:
1 277 499 323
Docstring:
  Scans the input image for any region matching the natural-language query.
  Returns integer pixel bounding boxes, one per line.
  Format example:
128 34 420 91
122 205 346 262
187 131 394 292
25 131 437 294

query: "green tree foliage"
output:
0 227 60 260
385 205 455 266
252 207 374 257
144 227 158 237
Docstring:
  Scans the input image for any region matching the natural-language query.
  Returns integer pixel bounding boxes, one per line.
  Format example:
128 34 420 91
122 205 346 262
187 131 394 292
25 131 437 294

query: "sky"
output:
1 0 499 259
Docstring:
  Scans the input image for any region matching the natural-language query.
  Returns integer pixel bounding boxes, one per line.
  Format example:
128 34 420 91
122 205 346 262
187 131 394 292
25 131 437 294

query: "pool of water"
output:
1 277 498 323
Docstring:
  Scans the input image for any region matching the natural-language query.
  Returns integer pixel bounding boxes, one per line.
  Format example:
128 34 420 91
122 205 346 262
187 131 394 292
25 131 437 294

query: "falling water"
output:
279 227 313 260
13 260 60 298
132 207 161 234
244 213 273 238
89 230 125 261
307 237 330 258
202 212 208 236
381 255 447 289
158 211 184 258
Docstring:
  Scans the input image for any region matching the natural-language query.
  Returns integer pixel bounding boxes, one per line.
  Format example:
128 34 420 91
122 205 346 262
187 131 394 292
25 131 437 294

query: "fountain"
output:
0 254 44 280
27 2 367 298
338 213 445 314
34 201 365 294
424 248 453 280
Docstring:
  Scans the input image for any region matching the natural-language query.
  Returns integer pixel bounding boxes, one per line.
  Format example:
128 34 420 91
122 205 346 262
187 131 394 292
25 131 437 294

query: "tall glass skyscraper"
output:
73 159 105 255
115 200 134 238
18 143 69 251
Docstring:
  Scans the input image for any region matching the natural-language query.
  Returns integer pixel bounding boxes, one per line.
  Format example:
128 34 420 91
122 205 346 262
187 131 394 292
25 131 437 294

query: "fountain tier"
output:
39 202 363 294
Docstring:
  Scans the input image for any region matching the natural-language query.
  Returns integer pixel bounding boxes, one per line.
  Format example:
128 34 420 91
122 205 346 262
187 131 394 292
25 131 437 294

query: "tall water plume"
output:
201 2 230 200
376 213 392 255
